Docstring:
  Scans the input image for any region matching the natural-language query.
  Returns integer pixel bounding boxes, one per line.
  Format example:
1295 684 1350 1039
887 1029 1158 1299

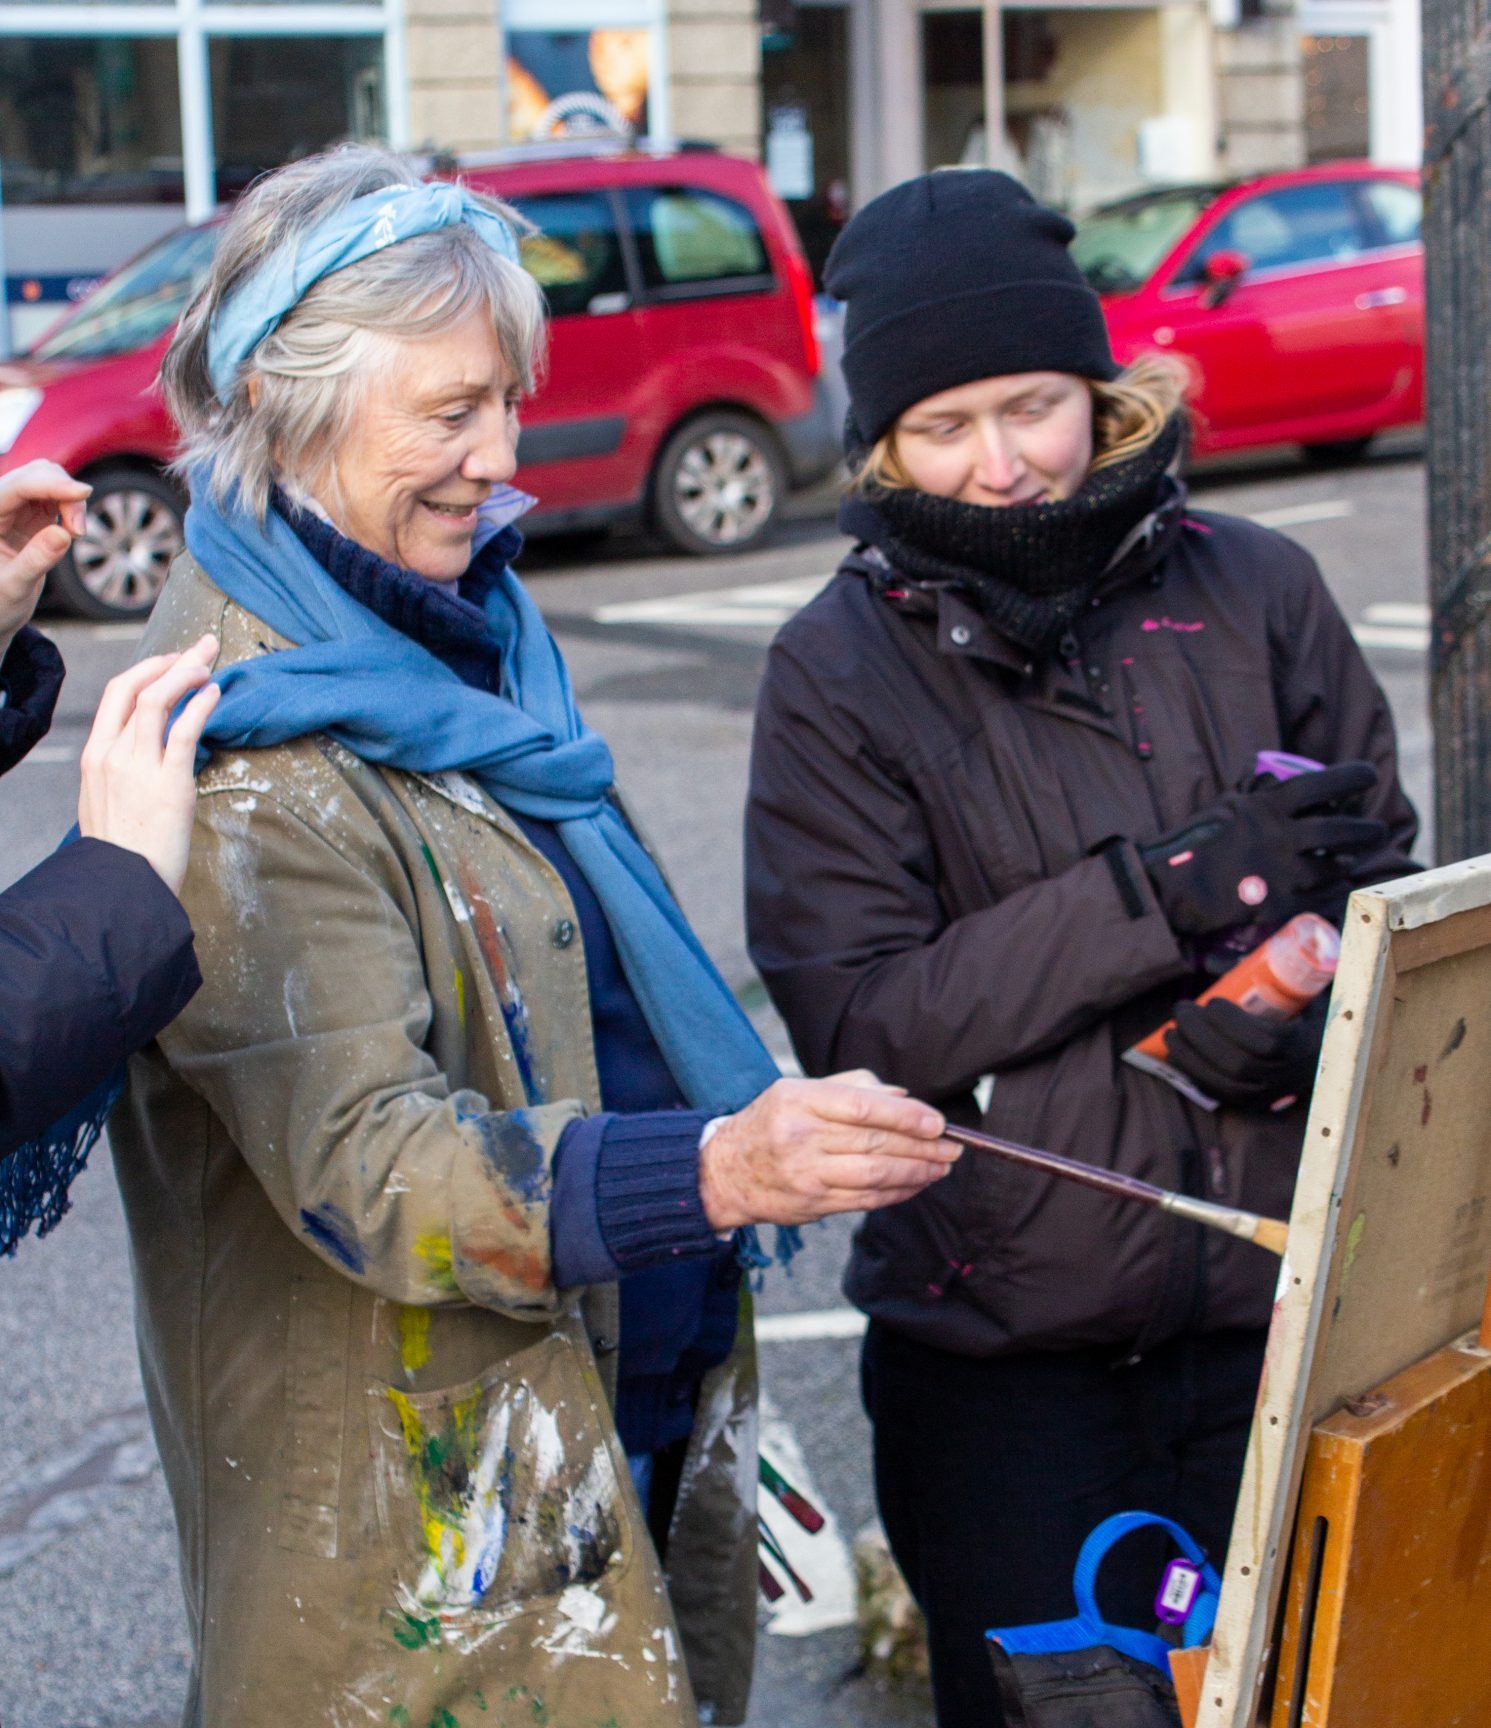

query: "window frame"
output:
509 186 632 320
616 181 777 308
1161 177 1414 298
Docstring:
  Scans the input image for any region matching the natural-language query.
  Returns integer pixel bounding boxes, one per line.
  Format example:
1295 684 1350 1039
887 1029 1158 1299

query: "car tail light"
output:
784 249 821 378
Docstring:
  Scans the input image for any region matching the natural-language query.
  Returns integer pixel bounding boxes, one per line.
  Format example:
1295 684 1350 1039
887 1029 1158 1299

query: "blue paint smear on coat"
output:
477 1109 551 1203
300 1203 366 1274
499 996 541 1105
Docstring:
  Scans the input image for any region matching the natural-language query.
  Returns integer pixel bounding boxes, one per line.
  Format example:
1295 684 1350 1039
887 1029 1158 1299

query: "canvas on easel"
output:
1194 855 1491 1728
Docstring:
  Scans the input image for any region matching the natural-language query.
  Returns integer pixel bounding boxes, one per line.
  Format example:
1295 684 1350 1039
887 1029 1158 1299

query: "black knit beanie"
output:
825 169 1118 445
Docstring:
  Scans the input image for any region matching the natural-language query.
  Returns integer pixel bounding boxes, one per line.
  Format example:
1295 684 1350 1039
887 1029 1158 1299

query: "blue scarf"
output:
184 487 794 1267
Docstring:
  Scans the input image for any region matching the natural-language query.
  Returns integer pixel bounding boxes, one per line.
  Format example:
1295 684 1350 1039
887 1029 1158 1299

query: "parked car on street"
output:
1071 162 1423 462
0 139 838 619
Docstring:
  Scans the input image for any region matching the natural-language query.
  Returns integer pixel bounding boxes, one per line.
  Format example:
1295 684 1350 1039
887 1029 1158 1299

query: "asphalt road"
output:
0 441 1432 1728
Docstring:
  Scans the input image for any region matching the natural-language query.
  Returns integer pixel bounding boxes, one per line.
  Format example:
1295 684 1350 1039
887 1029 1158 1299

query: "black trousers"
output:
860 1321 1267 1728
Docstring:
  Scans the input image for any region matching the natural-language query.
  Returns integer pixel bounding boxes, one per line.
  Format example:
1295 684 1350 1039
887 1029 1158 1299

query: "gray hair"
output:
163 143 546 520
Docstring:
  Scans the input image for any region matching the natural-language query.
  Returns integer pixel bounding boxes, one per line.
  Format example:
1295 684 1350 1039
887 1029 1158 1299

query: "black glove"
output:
1163 997 1327 1111
1138 762 1387 937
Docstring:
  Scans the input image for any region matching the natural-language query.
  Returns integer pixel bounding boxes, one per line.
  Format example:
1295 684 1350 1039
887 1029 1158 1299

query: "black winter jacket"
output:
746 507 1417 1358
0 627 201 1155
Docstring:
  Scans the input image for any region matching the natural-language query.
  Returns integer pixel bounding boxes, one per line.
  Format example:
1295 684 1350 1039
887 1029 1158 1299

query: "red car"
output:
1071 163 1423 460
0 140 837 619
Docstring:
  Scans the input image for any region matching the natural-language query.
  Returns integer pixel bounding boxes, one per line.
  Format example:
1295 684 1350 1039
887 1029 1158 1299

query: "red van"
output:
0 140 838 619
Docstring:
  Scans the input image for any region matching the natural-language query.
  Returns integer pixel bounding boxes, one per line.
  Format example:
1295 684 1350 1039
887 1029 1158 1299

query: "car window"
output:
1174 182 1372 284
510 191 629 318
1361 180 1421 246
29 223 220 362
1070 189 1218 295
622 186 771 295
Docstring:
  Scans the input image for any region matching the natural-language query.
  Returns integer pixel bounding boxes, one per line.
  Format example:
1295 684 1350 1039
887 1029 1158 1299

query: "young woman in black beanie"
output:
745 170 1418 1728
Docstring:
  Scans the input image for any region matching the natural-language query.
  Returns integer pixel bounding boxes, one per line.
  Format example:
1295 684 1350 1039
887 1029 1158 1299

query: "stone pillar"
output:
1214 16 1307 177
668 0 763 158
404 0 506 154
1156 2 1220 181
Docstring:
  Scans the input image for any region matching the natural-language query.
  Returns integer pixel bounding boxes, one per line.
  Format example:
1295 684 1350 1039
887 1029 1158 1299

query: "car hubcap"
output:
71 489 182 612
673 432 775 545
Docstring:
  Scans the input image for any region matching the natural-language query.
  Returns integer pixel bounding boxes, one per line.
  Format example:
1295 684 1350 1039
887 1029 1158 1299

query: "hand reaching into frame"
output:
78 635 222 895
0 461 92 660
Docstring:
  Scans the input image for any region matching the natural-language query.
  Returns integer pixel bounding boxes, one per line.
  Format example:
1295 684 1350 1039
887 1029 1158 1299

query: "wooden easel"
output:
1169 1272 1491 1727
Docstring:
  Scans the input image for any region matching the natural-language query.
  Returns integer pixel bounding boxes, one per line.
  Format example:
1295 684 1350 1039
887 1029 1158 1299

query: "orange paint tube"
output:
1123 912 1341 1110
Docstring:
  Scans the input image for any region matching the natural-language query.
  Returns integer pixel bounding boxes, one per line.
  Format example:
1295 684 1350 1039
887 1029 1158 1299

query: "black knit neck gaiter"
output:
848 415 1188 657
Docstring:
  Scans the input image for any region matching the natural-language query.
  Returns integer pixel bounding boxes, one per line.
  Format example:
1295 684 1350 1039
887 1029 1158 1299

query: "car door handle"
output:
586 292 632 315
1356 287 1408 309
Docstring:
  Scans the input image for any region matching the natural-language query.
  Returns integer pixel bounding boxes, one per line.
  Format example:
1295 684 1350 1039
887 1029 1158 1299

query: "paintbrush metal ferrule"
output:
1160 1192 1266 1243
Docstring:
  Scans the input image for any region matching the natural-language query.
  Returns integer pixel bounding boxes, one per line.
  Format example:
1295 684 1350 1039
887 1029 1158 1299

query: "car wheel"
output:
1301 436 1374 468
48 466 184 621
653 412 786 556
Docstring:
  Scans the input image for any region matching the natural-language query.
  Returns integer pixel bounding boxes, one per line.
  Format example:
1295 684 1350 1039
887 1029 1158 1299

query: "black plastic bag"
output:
988 1641 1183 1728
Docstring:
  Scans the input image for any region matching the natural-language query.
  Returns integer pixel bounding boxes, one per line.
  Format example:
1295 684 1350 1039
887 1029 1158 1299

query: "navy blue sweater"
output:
282 505 741 1454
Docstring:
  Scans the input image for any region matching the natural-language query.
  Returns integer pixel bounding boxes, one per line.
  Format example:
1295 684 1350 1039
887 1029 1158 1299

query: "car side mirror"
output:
1200 249 1250 308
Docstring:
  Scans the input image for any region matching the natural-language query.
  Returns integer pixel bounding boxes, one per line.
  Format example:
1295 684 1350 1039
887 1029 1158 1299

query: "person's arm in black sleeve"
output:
745 639 1189 1102
0 839 201 1153
0 626 64 775
1268 536 1419 884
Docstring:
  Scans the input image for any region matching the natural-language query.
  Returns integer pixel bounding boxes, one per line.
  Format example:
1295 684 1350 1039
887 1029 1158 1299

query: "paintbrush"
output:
943 1122 1290 1257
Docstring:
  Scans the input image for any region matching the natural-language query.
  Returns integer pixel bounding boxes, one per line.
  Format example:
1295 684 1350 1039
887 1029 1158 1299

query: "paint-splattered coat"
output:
110 555 759 1728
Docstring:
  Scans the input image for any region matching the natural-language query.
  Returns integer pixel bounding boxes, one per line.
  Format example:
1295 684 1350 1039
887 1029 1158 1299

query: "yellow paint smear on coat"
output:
454 966 467 1029
415 1230 458 1293
399 1307 431 1374
385 1383 484 1580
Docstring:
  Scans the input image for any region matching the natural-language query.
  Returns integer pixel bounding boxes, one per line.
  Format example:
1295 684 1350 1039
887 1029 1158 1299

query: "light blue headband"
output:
205 182 523 405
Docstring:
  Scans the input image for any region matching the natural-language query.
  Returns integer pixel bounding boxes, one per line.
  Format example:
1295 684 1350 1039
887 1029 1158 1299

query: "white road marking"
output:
589 501 1431 662
593 573 831 631
1247 499 1355 530
756 1308 868 1344
1353 623 1431 651
14 744 76 765
1363 601 1430 627
758 1390 857 1636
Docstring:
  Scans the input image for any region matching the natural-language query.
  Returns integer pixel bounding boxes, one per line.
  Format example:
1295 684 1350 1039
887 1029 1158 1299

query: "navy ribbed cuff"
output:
595 1110 716 1271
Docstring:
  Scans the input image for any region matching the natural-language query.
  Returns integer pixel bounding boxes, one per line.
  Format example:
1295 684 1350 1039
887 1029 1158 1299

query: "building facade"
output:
0 0 759 350
1 0 1420 349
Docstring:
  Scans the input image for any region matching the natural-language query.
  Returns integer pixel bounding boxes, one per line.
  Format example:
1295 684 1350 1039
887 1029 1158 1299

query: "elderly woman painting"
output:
111 144 957 1727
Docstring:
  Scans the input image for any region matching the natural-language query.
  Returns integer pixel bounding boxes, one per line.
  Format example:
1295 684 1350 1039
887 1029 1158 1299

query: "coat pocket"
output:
366 1327 627 1616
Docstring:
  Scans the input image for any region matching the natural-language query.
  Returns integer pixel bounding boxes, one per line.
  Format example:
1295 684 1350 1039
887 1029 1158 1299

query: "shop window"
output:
761 3 851 284
921 11 985 172
1302 35 1370 165
505 30 652 142
622 187 771 296
209 36 383 197
0 38 183 205
510 191 628 319
1177 183 1370 282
